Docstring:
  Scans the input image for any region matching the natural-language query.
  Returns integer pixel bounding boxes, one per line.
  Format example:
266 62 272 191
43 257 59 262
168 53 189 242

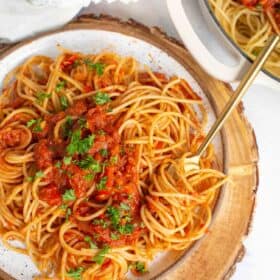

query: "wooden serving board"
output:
0 15 258 280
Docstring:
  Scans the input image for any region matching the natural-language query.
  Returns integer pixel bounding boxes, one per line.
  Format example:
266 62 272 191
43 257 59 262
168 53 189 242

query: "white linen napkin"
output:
0 0 138 43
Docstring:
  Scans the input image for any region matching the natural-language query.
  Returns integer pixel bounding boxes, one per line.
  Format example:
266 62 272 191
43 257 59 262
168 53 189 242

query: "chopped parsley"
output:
27 170 44 182
55 80 66 92
93 92 111 105
107 206 120 228
60 95 69 110
27 118 43 132
135 262 147 274
76 155 101 172
96 176 107 191
110 155 118 164
77 117 87 128
63 156 72 165
84 173 94 181
65 207 72 221
62 189 76 202
66 130 95 156
26 119 37 127
97 129 106 135
84 236 97 249
94 63 105 76
84 59 105 76
120 203 130 211
118 224 134 235
55 161 62 168
110 232 120 240
62 116 73 138
92 218 109 228
66 267 84 280
92 246 110 265
99 149 108 157
36 91 51 104
35 171 44 179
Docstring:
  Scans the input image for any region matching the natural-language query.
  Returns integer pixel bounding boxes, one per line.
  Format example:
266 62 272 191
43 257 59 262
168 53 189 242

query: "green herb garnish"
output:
55 80 66 92
97 129 106 135
66 267 84 280
96 176 107 191
63 156 72 165
76 155 101 172
110 155 118 164
110 233 120 240
84 236 97 249
27 118 43 132
62 116 73 138
78 117 87 128
34 171 44 179
65 207 72 221
93 92 111 105
26 119 37 127
120 203 130 211
66 130 95 156
84 173 94 181
55 161 62 168
62 189 76 202
84 59 105 76
36 91 51 104
135 262 147 273
60 96 69 110
27 170 44 182
107 206 120 227
99 149 108 157
92 246 110 265
118 224 134 235
92 219 109 228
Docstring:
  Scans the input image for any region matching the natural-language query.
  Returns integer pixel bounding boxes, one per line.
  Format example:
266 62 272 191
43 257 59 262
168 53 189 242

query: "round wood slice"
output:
0 15 258 280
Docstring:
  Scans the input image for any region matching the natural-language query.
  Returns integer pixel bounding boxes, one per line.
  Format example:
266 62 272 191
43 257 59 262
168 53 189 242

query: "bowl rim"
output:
202 0 280 83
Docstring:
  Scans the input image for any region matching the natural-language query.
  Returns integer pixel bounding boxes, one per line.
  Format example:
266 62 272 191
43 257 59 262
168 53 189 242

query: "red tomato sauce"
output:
31 98 143 248
0 128 26 150
238 0 279 10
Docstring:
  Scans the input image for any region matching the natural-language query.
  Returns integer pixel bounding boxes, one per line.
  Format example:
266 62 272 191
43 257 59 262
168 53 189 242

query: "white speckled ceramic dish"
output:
0 28 223 280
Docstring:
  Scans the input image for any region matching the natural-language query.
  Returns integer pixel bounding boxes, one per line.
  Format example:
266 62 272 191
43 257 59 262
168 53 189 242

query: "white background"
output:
82 1 280 280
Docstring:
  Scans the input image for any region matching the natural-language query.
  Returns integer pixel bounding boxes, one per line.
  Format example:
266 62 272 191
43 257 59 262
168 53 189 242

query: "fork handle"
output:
196 35 280 157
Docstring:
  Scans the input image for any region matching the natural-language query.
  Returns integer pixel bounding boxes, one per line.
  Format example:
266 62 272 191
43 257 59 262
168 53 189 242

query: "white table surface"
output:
82 1 280 280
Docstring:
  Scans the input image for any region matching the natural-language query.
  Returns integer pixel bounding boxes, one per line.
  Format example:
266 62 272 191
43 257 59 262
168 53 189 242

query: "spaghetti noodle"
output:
0 49 227 279
209 0 280 78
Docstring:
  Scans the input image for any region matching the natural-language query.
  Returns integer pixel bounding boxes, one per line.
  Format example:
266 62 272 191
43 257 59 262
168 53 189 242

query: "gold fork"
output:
179 35 280 172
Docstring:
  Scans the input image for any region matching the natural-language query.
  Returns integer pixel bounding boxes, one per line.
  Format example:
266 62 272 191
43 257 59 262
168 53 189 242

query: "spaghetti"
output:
0 49 227 280
209 0 280 78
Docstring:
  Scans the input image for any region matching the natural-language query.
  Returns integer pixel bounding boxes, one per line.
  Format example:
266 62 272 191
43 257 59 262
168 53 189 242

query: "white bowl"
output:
166 0 280 90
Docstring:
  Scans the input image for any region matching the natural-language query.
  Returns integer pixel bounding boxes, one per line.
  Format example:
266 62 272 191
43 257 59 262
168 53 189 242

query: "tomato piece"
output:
66 100 87 116
105 166 115 188
61 54 79 70
86 106 108 132
39 183 62 206
34 140 53 170
0 128 25 149
68 164 89 198
84 84 93 93
155 141 164 149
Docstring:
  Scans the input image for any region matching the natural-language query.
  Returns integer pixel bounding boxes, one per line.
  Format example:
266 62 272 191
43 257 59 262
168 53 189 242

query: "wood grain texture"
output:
0 15 258 280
